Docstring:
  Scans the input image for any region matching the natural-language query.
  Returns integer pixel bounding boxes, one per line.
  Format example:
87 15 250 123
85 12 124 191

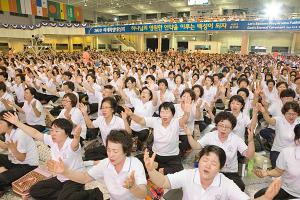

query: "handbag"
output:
12 167 52 199
145 179 164 200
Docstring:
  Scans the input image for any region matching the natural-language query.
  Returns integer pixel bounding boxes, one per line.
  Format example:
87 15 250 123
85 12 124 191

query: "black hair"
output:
113 70 121 78
103 84 114 90
63 81 75 91
214 111 237 130
100 97 118 114
192 84 204 98
15 73 25 82
86 74 96 82
63 93 78 107
229 95 245 111
276 81 288 89
180 88 196 101
158 102 175 116
158 78 168 88
51 118 73 138
280 89 296 99
237 77 249 86
237 87 249 98
0 71 8 80
146 74 155 82
106 129 133 156
175 74 184 84
141 87 153 100
281 101 300 116
63 71 72 79
124 77 136 88
0 110 17 129
266 79 276 86
198 145 226 169
0 81 6 92
294 124 300 143
25 87 37 98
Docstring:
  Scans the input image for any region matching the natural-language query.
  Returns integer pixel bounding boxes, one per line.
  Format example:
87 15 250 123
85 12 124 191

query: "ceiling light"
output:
264 2 282 19
149 0 152 5
84 0 87 6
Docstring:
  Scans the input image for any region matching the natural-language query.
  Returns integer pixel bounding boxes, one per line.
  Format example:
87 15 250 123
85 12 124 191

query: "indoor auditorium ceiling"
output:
56 0 300 16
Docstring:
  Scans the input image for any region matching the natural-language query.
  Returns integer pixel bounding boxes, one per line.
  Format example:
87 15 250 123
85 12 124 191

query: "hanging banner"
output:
85 19 300 34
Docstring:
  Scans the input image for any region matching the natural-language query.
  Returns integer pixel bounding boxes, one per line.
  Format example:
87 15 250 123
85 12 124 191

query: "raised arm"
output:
47 158 94 184
71 125 81 151
79 103 95 128
125 107 146 126
179 97 192 128
258 103 276 126
3 112 43 141
184 125 202 150
143 149 171 189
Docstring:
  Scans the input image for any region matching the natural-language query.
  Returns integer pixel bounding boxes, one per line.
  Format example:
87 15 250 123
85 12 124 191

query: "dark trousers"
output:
254 187 296 200
84 145 107 161
35 92 59 104
179 135 191 156
29 177 85 200
260 128 275 151
222 172 245 191
89 103 98 115
0 154 37 191
155 154 183 175
270 151 280 169
132 129 150 151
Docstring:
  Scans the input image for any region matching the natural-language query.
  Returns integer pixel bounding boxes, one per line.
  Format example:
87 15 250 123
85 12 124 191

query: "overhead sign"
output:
85 19 300 34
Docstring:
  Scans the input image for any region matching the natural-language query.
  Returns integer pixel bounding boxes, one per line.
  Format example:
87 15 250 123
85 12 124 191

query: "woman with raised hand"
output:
144 145 281 200
126 100 191 175
185 111 255 191
253 123 300 200
258 101 300 168
46 130 147 200
3 112 84 200
0 110 38 198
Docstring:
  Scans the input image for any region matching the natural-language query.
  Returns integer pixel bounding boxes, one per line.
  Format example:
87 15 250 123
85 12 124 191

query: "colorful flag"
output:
48 1 60 19
24 0 32 15
36 0 47 16
74 6 83 22
60 2 66 20
0 0 9 12
20 0 26 14
66 4 75 21
9 0 17 13
31 0 37 16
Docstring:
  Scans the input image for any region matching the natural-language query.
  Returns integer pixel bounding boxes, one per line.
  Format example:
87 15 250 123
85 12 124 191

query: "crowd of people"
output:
0 49 299 199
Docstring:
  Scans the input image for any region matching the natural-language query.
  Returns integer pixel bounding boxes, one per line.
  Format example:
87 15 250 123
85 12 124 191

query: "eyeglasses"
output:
217 124 232 131
100 107 112 110
285 112 298 117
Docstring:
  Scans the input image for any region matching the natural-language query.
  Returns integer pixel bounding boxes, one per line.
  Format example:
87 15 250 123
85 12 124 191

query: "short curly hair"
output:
106 129 133 156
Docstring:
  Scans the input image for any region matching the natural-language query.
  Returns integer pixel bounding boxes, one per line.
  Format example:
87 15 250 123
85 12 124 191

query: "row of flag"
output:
0 0 83 21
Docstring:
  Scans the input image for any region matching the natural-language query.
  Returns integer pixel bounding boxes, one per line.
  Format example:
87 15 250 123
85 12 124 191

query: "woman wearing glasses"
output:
80 97 131 160
185 111 255 191
258 101 300 168
3 112 84 200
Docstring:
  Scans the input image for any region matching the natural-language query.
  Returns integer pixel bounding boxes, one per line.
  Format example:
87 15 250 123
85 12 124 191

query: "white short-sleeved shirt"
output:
271 116 300 152
198 131 248 173
123 88 138 108
43 135 84 182
22 99 46 126
88 156 147 200
174 103 196 135
130 97 154 132
11 83 25 103
0 92 14 112
87 83 102 104
276 146 300 198
167 169 249 200
203 86 217 104
5 128 39 166
232 112 251 140
92 115 125 145
145 117 180 156
57 107 87 139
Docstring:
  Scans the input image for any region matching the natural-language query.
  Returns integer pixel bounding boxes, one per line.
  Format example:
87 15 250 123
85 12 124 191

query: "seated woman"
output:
3 112 84 200
46 93 87 141
9 87 46 132
144 145 281 200
258 101 300 168
46 129 147 200
80 97 131 160
126 101 190 175
185 111 256 191
253 123 300 200
0 110 39 198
